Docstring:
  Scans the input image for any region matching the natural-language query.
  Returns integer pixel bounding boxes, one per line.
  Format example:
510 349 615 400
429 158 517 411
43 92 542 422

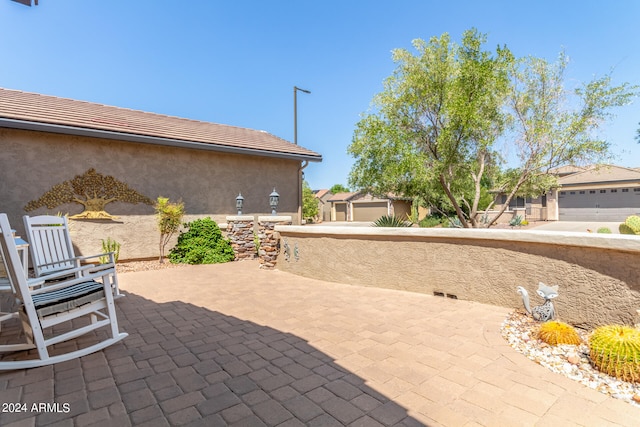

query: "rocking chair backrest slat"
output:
0 215 30 303
24 215 76 276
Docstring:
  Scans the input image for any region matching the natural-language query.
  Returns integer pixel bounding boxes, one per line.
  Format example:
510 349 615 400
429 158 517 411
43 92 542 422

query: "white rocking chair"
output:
23 215 122 298
0 213 127 370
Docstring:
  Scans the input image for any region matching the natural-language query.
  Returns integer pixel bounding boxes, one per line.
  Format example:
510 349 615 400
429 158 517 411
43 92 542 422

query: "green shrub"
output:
373 215 412 227
419 215 442 228
169 217 235 264
443 217 462 228
597 227 612 234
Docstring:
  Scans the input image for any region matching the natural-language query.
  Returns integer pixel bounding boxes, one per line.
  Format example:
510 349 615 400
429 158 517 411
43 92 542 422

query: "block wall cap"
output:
226 215 255 221
274 225 640 254
258 216 292 222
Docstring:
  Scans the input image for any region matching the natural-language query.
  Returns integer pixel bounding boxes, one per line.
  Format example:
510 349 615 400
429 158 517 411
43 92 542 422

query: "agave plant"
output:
373 215 412 227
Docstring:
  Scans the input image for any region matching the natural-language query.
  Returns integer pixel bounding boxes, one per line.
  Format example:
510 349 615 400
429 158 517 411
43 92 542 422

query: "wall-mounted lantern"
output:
236 193 244 215
269 188 279 215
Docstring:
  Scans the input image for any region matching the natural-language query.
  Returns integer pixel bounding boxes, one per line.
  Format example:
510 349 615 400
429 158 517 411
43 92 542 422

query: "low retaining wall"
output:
275 226 640 329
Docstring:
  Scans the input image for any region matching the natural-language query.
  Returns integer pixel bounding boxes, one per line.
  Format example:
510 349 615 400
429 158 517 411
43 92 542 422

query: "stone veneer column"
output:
257 216 292 269
225 216 256 261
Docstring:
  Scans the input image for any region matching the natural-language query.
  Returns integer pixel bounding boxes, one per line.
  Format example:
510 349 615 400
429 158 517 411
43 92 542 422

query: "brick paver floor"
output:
1 260 639 426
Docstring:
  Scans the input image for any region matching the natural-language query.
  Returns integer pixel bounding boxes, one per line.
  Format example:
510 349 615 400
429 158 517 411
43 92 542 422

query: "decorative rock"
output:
567 353 581 365
501 310 640 408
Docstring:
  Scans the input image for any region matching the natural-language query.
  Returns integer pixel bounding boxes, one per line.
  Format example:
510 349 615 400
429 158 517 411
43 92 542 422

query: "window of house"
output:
508 196 525 209
589 190 596 194
622 189 629 193
570 191 576 195
600 190 606 193
611 189 617 193
559 191 566 195
579 191 585 194
634 188 640 192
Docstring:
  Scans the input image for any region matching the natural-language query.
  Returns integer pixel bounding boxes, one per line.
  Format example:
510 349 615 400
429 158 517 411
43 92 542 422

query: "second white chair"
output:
23 215 122 298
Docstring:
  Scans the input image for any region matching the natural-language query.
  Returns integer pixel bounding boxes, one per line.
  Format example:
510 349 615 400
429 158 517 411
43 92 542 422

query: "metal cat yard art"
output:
517 282 559 321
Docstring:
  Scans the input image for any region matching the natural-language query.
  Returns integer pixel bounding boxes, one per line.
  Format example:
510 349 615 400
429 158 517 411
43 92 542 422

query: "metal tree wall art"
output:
24 168 153 220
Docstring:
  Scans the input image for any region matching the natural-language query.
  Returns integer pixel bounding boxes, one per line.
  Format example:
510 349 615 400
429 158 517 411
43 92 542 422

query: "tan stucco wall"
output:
275 226 640 329
0 128 301 259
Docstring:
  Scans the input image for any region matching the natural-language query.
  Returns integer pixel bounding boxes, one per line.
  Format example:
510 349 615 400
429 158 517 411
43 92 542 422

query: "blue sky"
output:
2 1 639 190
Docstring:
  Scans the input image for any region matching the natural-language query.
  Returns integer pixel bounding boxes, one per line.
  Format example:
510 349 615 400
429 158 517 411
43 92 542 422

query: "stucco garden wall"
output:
0 128 301 260
275 226 640 329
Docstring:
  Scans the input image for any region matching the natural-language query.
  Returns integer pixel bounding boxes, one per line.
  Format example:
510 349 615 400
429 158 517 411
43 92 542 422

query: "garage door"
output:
352 202 388 222
558 188 640 221
334 203 347 221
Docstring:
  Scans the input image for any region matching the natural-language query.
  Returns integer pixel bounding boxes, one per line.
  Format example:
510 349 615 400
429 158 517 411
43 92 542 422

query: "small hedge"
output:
169 217 235 264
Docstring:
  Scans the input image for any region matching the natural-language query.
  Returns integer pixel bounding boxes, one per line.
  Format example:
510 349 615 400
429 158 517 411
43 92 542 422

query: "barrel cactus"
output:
589 325 640 383
536 321 581 345
619 215 640 235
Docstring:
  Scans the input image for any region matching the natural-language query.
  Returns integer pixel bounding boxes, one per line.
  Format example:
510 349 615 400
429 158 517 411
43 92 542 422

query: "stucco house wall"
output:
0 128 304 259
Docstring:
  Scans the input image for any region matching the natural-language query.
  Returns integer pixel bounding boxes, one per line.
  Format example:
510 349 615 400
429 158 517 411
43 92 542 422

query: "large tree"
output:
349 29 512 227
490 53 637 226
349 29 637 227
329 184 350 194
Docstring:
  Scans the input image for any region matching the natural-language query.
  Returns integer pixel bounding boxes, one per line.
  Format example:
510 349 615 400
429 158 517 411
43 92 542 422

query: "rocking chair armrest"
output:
75 252 115 262
37 257 84 268
29 266 116 295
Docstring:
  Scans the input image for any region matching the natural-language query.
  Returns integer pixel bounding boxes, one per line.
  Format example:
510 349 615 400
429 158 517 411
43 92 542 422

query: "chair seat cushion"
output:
31 281 105 317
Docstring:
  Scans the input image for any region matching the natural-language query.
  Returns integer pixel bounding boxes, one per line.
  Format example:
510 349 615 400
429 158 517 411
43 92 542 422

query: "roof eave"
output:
0 118 323 163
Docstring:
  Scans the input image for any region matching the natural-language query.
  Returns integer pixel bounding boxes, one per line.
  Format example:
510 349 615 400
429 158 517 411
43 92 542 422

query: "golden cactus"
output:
536 321 581 346
589 325 640 383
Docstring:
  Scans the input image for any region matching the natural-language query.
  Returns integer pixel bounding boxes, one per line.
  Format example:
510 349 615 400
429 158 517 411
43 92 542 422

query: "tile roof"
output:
0 88 321 162
313 189 330 199
558 164 640 186
327 192 358 202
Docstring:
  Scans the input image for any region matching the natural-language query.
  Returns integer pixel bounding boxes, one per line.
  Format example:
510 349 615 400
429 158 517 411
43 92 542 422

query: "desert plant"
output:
619 215 640 235
155 197 185 263
99 237 121 264
373 215 412 227
521 219 529 226
443 217 462 228
589 325 640 383
169 217 235 264
536 321 581 346
509 215 523 227
597 227 612 234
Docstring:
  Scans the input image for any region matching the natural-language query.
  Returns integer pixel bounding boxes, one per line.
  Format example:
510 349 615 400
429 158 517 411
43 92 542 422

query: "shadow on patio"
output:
0 290 423 426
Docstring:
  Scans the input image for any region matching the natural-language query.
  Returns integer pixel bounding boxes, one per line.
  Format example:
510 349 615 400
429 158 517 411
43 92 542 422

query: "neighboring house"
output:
493 164 640 222
0 88 322 259
327 192 413 222
555 165 640 221
313 189 333 222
